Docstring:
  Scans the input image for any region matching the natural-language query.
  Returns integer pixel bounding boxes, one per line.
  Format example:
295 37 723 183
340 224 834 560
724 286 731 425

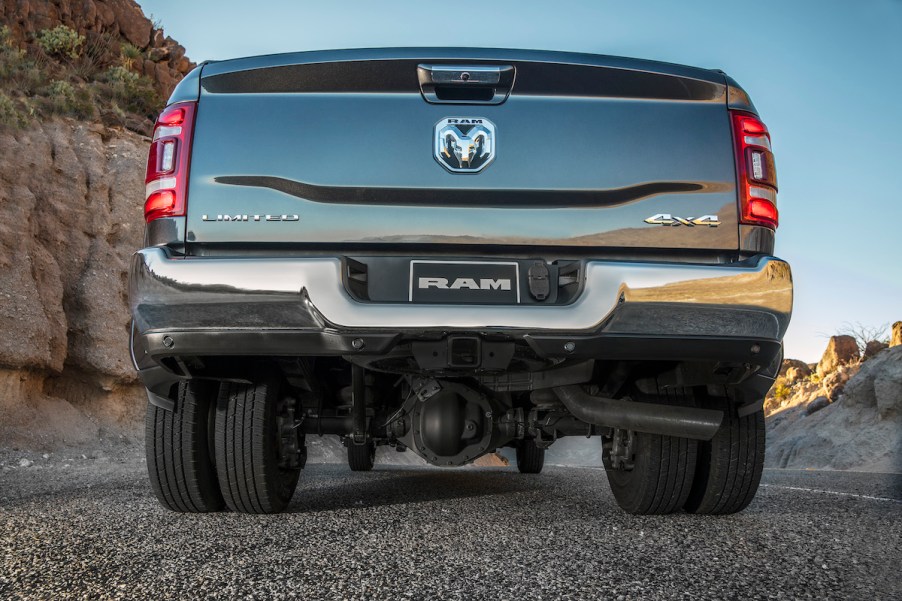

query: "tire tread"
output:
145 382 223 513
214 369 300 514
516 440 545 474
685 407 765 515
605 431 697 515
348 442 376 472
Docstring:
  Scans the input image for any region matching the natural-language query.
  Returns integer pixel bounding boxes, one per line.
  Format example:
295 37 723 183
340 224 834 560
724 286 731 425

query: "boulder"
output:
863 340 888 360
816 335 859 377
109 0 151 47
805 396 830 416
785 366 806 383
843 346 902 411
147 46 169 62
780 358 811 379
891 322 902 348
830 364 858 398
174 56 192 75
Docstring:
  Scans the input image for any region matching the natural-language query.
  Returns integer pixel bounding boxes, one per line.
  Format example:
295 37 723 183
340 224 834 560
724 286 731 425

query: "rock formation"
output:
815 335 859 377
892 321 902 348
0 0 190 450
0 121 144 378
779 358 811 379
767 344 902 472
0 120 147 448
863 340 889 360
0 0 194 100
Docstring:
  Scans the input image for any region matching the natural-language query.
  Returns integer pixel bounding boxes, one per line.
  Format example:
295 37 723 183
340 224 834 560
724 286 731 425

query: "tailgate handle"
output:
417 64 515 105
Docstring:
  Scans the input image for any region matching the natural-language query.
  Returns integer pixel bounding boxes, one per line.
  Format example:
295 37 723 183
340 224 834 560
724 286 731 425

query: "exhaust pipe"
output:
553 386 723 440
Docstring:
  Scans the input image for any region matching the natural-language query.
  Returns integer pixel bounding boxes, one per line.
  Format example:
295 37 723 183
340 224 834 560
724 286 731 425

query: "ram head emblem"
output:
434 118 496 173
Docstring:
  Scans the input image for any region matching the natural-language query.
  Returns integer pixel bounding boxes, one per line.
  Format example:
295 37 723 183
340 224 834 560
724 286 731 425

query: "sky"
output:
138 0 902 362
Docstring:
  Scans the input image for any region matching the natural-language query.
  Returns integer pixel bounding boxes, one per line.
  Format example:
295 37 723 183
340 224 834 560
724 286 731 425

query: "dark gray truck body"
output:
130 49 791 514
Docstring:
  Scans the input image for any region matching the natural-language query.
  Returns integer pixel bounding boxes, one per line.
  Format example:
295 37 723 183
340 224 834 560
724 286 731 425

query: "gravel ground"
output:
1 456 900 600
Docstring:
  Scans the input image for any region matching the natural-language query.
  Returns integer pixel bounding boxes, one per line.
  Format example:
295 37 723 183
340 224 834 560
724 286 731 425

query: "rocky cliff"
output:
0 119 146 449
1 0 193 100
0 0 186 449
765 336 902 472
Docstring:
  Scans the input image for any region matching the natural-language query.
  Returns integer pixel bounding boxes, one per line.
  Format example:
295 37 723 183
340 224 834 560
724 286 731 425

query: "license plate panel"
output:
409 260 520 304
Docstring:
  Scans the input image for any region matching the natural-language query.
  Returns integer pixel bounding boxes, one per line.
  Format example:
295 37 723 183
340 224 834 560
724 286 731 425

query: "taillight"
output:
731 111 778 229
144 101 196 222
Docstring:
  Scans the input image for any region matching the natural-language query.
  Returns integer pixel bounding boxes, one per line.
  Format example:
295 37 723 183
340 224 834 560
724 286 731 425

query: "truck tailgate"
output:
186 48 738 250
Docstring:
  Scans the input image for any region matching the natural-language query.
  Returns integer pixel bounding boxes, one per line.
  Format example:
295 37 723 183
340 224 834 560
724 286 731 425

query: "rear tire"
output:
145 381 223 513
516 439 545 474
603 430 697 515
684 407 765 515
214 368 302 514
347 441 376 472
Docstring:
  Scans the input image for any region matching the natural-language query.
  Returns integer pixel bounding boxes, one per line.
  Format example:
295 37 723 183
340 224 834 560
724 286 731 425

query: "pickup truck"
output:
129 48 792 516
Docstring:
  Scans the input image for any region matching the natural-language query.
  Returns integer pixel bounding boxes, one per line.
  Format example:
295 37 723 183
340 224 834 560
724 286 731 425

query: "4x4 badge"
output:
644 214 720 227
434 117 495 173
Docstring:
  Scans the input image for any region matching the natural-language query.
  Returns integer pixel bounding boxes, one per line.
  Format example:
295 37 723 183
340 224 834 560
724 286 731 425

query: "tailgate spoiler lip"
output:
199 47 727 85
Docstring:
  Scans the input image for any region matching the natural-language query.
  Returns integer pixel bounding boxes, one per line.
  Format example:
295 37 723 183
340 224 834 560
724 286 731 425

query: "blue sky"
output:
138 0 902 362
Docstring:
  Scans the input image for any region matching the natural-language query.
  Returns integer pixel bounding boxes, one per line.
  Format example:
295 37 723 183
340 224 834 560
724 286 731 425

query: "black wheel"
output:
516 439 545 474
684 407 765 515
145 381 223 513
603 428 697 515
348 441 376 471
214 367 302 514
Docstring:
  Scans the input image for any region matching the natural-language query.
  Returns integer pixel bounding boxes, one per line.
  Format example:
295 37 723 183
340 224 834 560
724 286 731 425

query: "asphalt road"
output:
1 456 900 600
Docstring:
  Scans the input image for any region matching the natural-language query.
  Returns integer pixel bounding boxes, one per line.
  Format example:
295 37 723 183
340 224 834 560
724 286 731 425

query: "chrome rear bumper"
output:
129 247 792 363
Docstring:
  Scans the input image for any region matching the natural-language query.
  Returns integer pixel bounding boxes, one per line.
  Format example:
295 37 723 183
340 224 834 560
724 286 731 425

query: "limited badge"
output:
434 117 496 173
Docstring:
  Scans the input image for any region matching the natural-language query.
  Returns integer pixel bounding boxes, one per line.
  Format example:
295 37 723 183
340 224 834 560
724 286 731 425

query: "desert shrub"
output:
0 91 17 124
72 30 118 80
35 25 84 59
105 65 138 84
773 383 791 401
0 52 46 95
46 79 95 119
0 35 47 97
120 43 143 69
1 25 161 132
0 35 25 79
836 321 890 356
809 372 822 384
48 79 75 100
12 62 45 94
101 66 160 117
0 91 27 127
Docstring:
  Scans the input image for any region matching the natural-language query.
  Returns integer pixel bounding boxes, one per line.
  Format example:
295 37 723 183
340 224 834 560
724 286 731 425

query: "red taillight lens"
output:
731 111 778 229
144 101 196 223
